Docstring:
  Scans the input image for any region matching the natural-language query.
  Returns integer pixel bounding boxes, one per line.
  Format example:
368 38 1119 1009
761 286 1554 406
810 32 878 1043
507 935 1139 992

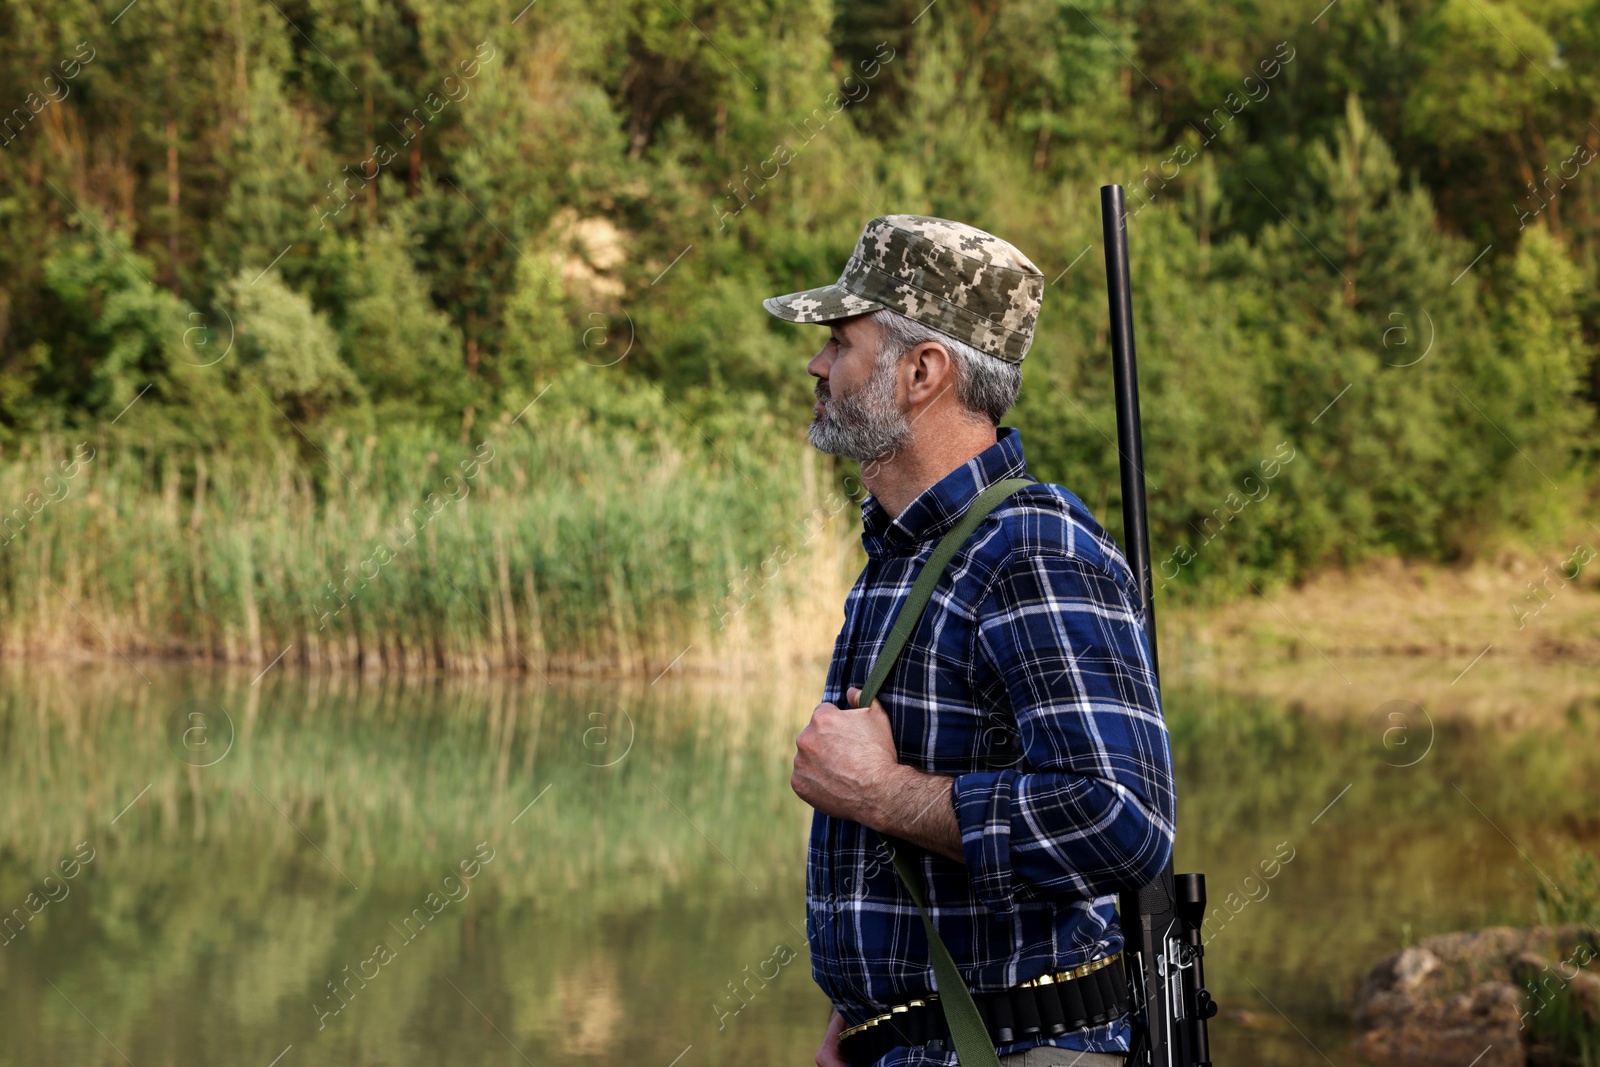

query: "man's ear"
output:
907 340 953 402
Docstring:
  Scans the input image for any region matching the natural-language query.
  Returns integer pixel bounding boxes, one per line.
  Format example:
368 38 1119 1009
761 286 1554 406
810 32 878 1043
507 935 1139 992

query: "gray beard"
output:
807 355 911 462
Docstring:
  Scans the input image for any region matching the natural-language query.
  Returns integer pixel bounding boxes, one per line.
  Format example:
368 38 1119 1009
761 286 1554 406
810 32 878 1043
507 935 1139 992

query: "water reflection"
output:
0 663 1593 1065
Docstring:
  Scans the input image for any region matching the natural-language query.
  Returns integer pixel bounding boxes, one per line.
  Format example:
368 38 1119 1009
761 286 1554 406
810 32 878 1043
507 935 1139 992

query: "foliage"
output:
0 0 1596 613
0 418 848 672
1536 850 1600 927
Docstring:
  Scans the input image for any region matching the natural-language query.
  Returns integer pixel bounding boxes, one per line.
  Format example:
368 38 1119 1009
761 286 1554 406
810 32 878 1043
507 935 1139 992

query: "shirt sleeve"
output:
951 550 1175 914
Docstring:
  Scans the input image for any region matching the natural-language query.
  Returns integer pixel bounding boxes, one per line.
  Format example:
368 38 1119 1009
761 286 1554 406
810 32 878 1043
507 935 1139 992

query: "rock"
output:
1570 971 1600 1023
1351 925 1600 1067
1352 981 1524 1067
1395 946 1442 991
547 207 628 304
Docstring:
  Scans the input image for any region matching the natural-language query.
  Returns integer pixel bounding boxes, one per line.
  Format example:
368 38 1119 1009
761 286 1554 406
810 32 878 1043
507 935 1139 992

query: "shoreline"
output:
1166 554 1600 724
9 555 1598 725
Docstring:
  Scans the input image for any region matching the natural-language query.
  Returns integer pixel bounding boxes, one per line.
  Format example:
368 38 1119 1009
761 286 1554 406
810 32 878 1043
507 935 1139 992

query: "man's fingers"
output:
845 687 889 718
817 1008 848 1067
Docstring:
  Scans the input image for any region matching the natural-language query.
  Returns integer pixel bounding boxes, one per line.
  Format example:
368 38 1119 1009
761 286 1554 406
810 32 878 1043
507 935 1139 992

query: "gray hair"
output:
868 308 1022 425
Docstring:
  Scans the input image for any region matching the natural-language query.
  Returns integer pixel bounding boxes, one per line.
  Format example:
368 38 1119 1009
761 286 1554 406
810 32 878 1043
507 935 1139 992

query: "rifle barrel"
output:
1100 184 1160 680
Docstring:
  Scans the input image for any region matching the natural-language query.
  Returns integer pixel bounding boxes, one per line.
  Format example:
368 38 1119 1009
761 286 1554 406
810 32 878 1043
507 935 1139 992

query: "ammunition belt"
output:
838 953 1126 1067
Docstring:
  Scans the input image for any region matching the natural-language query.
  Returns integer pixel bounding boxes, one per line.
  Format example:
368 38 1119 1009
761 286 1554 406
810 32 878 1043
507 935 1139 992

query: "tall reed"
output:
0 419 859 676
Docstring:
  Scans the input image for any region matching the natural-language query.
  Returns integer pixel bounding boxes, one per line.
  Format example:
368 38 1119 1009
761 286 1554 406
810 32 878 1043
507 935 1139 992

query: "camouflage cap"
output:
762 215 1044 363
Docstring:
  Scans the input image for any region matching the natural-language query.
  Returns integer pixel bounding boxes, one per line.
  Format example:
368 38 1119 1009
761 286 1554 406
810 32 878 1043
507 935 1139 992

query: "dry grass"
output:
5 422 1597 725
0 426 860 679
1165 549 1600 725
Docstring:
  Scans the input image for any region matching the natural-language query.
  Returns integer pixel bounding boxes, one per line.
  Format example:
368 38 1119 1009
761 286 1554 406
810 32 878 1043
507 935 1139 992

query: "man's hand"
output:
817 1008 848 1067
791 686 965 862
791 686 901 826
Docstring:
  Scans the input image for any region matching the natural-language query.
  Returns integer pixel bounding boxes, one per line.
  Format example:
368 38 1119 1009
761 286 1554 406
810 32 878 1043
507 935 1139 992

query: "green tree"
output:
223 268 364 425
323 222 471 425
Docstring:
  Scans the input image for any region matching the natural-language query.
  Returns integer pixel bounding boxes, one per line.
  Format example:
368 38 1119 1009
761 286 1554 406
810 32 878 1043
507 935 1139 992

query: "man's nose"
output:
807 344 832 379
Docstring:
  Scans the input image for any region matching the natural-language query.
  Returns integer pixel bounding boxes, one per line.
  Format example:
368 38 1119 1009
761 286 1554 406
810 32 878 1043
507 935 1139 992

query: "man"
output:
763 215 1176 1067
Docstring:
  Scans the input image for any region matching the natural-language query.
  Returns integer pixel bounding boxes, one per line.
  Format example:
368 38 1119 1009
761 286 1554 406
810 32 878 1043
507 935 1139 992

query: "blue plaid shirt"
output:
807 426 1175 1064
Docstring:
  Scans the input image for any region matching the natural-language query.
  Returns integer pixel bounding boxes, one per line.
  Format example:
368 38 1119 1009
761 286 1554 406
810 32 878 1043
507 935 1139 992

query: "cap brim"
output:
762 283 883 324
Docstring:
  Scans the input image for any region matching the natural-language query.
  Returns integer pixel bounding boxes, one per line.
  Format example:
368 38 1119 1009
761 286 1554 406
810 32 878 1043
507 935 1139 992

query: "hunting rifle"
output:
1101 183 1218 1067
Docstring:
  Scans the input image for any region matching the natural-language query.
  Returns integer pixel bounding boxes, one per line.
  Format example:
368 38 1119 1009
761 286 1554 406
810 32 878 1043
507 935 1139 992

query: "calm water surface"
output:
0 663 1594 1066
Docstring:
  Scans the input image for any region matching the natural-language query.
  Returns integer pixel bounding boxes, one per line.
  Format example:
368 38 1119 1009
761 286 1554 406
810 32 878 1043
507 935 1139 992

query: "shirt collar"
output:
860 425 1030 559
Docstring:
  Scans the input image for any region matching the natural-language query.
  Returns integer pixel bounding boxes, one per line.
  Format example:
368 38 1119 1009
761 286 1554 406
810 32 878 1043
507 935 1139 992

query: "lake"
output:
0 661 1594 1066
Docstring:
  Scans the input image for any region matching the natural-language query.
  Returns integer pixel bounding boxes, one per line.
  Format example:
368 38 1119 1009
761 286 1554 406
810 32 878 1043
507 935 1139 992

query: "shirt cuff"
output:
951 769 1018 915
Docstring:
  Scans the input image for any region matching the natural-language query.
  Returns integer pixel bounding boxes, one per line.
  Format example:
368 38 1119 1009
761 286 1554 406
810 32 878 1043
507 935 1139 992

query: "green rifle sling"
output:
856 476 1033 1067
